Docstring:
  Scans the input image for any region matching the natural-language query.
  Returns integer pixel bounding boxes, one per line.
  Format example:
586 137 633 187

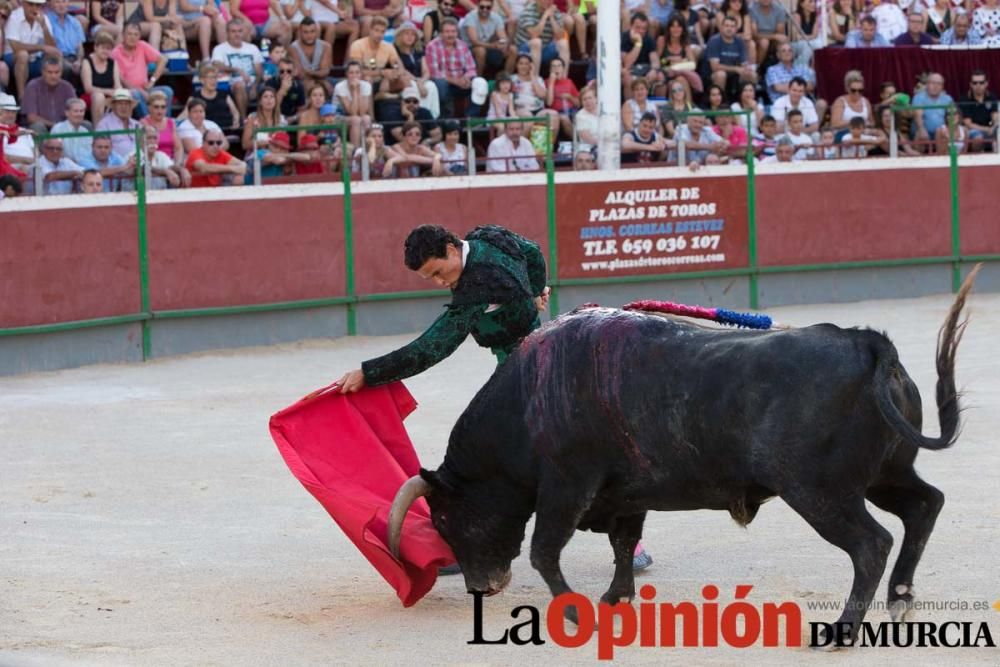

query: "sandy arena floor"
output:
1 291 999 666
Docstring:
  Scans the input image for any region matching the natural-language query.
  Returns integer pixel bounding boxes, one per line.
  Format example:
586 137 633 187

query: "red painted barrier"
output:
0 206 139 328
959 165 1000 257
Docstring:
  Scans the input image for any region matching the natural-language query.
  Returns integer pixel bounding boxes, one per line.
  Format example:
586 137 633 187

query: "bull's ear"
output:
419 468 456 495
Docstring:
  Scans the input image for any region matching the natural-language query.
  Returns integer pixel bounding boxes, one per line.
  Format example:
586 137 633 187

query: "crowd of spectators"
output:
1 0 999 196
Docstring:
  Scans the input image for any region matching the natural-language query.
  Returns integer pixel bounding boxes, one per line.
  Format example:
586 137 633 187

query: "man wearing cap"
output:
256 129 313 179
186 127 247 187
96 89 142 159
424 17 480 117
21 55 75 134
289 17 334 95
386 87 440 145
460 0 509 73
3 0 58 100
0 93 32 180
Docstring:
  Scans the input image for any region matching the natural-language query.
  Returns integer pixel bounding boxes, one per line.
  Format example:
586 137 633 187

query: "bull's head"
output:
388 468 529 596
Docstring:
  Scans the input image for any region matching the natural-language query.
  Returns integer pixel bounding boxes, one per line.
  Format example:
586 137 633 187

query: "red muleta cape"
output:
269 382 456 606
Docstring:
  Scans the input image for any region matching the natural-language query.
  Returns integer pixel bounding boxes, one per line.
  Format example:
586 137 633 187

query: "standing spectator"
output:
351 123 389 177
424 0 455 43
845 15 890 47
461 0 508 73
621 12 662 95
211 19 263 119
46 0 85 79
924 0 956 42
425 18 479 117
972 0 1000 47
334 62 372 146
96 88 142 158
186 127 247 186
827 0 855 46
672 112 726 165
141 89 190 186
959 70 997 152
706 16 756 99
486 119 538 171
911 71 953 152
196 63 240 129
515 0 569 70
715 0 755 66
241 85 286 151
177 97 223 152
658 14 703 95
4 0 57 100
78 134 135 192
265 56 306 120
778 108 813 159
231 0 293 44
37 137 83 194
348 16 402 93
572 85 597 151
894 12 933 45
81 168 103 192
731 80 763 135
770 76 821 133
90 0 125 40
830 70 873 133
394 20 440 118
748 0 788 66
940 13 980 45
50 97 92 164
622 110 668 164
545 56 577 139
290 17 334 95
312 0 358 50
354 0 402 36
178 0 228 63
111 22 171 118
80 30 122 123
871 0 906 42
22 56 75 134
790 0 822 67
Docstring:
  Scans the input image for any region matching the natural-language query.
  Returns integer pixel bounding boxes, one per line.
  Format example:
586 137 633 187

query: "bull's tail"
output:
874 264 980 451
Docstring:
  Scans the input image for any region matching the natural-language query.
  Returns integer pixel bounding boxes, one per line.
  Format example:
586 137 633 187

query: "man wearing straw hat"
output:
96 88 142 159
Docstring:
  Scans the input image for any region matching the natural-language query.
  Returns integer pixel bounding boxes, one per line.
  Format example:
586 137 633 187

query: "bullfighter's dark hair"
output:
404 225 462 270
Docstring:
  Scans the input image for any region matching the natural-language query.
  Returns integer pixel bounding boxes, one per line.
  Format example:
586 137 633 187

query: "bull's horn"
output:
388 475 432 559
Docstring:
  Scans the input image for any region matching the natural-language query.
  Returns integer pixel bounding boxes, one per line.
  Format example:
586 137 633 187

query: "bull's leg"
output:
866 470 945 622
529 490 594 624
783 492 893 646
600 512 646 605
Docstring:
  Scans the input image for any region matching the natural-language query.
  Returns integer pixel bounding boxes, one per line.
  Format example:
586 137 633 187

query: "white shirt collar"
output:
461 239 470 268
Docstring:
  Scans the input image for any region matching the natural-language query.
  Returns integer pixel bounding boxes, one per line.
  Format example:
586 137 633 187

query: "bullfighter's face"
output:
416 243 464 289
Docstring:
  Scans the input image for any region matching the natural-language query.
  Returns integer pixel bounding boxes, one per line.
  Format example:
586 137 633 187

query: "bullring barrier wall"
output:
1 157 997 375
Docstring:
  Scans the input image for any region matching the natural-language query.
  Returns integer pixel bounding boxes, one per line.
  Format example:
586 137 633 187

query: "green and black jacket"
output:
361 225 547 386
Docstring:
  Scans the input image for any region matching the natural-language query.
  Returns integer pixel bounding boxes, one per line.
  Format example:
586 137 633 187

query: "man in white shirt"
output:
49 98 92 165
486 121 539 172
770 77 821 133
778 109 814 160
36 137 83 195
211 19 264 118
3 0 57 99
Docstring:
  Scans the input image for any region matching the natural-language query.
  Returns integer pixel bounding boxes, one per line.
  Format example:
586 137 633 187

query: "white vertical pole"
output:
596 0 621 170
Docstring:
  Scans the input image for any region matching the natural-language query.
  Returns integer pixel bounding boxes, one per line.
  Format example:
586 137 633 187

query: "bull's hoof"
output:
600 590 634 606
810 626 847 651
563 605 580 626
889 584 916 622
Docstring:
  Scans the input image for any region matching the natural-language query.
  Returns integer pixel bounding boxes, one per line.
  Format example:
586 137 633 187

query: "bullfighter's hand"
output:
336 369 366 393
534 286 550 313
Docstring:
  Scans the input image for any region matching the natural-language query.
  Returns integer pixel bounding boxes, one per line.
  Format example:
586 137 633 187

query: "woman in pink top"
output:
112 22 172 117
142 90 192 186
231 0 292 44
713 113 749 161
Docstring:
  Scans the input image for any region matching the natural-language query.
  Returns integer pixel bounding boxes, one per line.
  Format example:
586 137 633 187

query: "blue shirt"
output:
844 30 890 47
940 27 982 46
912 89 955 136
893 31 934 46
764 62 816 102
704 34 747 67
79 151 129 192
45 11 85 58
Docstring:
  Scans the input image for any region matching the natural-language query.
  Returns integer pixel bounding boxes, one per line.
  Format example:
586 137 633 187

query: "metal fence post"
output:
341 123 357 335
545 123 558 316
135 127 152 359
744 110 759 310
948 107 961 293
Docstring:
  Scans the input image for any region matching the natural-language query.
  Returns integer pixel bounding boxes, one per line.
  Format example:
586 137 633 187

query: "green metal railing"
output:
3 107 998 356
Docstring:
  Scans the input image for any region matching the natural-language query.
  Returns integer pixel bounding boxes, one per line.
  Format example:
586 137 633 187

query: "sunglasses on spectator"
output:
371 123 384 130
671 87 684 93
205 139 224 146
280 68 294 74
850 87 864 93
404 98 419 103
150 103 167 109
43 145 62 151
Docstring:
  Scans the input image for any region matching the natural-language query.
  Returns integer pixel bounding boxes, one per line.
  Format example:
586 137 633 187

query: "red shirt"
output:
186 147 237 187
549 78 579 112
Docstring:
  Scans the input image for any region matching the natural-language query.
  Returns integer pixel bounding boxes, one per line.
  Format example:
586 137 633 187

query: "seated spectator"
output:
334 61 372 147
659 14 703 95
461 0 508 73
293 132 333 174
351 123 389 177
761 135 795 162
545 56 577 139
242 85 287 152
764 42 815 106
573 148 595 170
672 112 726 165
141 124 181 188
486 119 539 171
621 12 662 95
37 137 83 194
289 17 334 95
177 98 222 153
778 108 813 159
0 173 24 197
515 0 569 70
211 19 263 119
0 92 31 180
383 120 443 176
830 69 873 133
972 0 1000 47
127 0 174 53
715 0 756 66
186 127 247 186
871 103 921 157
817 127 837 158
660 79 694 138
622 111 668 164
22 56 76 134
871 0 906 42
81 168 104 193
386 85 439 144
573 85 597 151
705 84 727 116
348 16 402 95
195 63 240 129
81 31 122 123
425 18 480 117
46 0 85 79
827 0 855 46
90 0 126 41
940 13 980 46
265 56 306 120
487 70 515 129
771 76 821 133
96 88 143 158
706 16 756 100
435 119 468 174
423 0 456 44
78 133 135 191
255 129 313 179
316 105 343 167
924 0 955 42
748 0 788 65
959 70 997 153
754 113 778 157
731 80 763 136
111 22 171 118
845 16 890 48
4 0 57 100
839 116 879 158
621 77 659 133
354 0 402 37
278 0 310 32
394 20 440 118
141 89 191 186
713 112 749 158
230 0 292 45
912 71 953 152
894 12 933 45
511 54 551 126
312 0 359 50
177 0 228 62
791 0 823 67
51 98 92 164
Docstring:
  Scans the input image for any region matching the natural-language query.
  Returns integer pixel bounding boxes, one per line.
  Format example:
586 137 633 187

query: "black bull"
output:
389 268 978 636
